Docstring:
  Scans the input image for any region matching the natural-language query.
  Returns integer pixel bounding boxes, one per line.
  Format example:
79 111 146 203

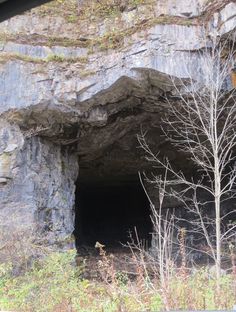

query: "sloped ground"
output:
0 0 236 267
0 248 236 312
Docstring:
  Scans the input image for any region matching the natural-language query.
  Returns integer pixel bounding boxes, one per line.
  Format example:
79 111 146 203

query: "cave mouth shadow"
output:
74 177 152 250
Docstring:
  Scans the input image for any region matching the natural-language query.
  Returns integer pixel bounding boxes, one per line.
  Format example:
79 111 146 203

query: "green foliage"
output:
84 1 121 19
0 250 85 312
0 262 12 301
45 53 88 63
115 271 129 286
46 53 65 62
0 0 198 55
67 14 78 23
36 0 78 19
0 0 205 66
0 249 236 312
0 52 44 64
150 293 163 311
0 51 89 65
36 0 151 21
166 269 235 310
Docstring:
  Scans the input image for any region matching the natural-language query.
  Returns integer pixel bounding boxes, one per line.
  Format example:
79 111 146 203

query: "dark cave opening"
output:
74 177 152 249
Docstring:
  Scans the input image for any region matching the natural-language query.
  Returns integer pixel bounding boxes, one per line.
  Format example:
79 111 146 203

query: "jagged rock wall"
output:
0 121 78 245
0 0 235 246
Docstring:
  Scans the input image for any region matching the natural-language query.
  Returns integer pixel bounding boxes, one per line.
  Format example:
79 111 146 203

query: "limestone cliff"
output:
0 0 235 246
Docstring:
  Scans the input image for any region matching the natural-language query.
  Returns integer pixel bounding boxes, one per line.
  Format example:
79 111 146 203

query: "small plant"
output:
0 212 50 273
66 14 78 23
46 53 65 62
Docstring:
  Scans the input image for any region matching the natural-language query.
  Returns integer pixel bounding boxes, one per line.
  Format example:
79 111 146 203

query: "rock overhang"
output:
0 0 236 245
0 0 234 121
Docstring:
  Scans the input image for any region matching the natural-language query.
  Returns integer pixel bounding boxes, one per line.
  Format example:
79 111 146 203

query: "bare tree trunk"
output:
138 36 236 288
214 122 221 284
215 178 221 284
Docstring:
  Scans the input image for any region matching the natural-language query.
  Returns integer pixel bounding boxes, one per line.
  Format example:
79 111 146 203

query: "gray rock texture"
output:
0 0 235 246
0 121 78 245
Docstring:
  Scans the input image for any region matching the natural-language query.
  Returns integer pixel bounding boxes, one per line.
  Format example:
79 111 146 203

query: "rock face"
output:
0 120 78 244
0 0 235 247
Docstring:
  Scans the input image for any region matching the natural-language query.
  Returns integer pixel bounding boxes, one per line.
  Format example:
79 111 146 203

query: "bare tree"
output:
138 36 236 285
126 170 176 311
139 171 176 288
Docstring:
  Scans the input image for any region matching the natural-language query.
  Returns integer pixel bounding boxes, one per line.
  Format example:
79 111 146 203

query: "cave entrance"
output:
74 177 152 249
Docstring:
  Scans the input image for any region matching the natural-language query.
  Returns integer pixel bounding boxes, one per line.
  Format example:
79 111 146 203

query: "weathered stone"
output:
0 121 79 245
0 1 235 247
156 0 207 18
0 177 8 183
0 153 12 178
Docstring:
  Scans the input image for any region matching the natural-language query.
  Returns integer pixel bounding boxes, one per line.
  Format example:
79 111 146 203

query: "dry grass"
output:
0 236 236 312
0 211 51 274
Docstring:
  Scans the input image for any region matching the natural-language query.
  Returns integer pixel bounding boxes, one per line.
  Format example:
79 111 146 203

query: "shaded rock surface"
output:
0 0 235 245
0 121 78 242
